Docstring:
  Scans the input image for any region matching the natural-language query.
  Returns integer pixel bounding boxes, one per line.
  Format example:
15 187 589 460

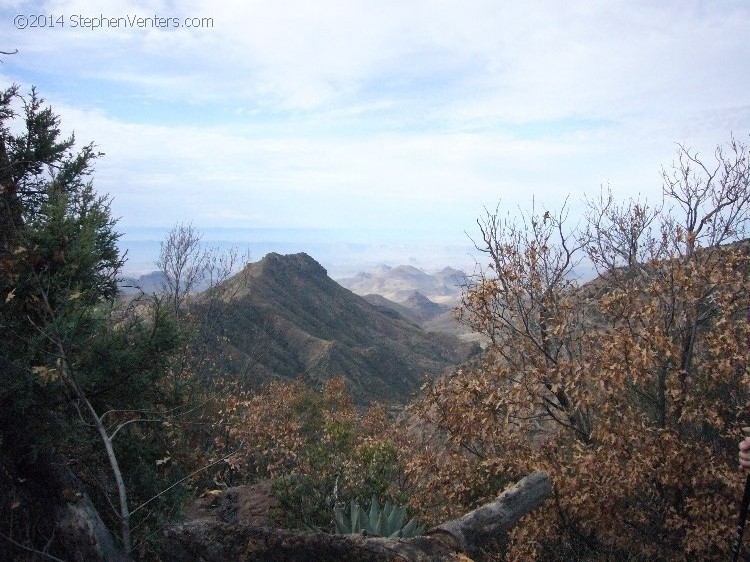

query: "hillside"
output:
196 253 479 405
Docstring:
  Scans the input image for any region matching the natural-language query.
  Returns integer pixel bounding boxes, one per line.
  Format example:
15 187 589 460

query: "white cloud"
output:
6 0 747 115
1 0 748 248
49 99 672 235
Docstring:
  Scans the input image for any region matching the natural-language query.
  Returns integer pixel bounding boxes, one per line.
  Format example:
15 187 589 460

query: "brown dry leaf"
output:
31 365 58 383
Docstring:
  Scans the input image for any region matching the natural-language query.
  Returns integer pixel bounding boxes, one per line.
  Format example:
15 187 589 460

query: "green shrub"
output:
333 495 425 538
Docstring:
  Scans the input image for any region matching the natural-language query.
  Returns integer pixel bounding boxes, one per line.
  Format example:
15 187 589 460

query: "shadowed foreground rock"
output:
163 471 550 561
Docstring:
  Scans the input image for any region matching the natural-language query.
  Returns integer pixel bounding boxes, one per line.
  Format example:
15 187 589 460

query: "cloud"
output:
1 0 749 244
5 0 748 116
48 98 669 236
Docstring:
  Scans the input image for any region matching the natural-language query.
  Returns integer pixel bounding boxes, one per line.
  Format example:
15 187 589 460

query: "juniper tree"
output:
0 86 190 559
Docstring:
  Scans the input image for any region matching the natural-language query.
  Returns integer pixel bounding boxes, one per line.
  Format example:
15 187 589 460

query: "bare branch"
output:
0 531 67 562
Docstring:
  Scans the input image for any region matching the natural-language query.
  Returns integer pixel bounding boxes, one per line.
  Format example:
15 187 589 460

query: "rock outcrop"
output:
163 472 550 562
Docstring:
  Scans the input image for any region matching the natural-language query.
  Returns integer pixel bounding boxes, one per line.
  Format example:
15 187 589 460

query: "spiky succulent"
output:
333 496 425 538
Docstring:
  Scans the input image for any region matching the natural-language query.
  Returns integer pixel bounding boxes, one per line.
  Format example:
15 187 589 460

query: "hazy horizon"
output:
119 225 485 279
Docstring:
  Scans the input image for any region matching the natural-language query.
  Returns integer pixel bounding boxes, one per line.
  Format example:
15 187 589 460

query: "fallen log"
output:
428 471 551 557
163 471 550 561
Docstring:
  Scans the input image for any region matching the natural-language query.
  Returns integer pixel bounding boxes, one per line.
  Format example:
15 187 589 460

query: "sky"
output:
1 1 749 275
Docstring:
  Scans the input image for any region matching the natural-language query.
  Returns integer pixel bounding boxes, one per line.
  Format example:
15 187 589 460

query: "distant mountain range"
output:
336 264 485 343
337 265 468 305
119 271 168 294
194 253 479 405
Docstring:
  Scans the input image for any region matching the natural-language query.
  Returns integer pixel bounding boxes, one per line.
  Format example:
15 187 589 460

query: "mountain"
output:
363 291 451 324
337 265 468 305
362 293 422 325
197 253 479 405
402 290 452 321
118 270 167 294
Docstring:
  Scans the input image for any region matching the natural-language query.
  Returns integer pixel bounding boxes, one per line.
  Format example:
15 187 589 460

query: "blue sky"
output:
1 0 750 274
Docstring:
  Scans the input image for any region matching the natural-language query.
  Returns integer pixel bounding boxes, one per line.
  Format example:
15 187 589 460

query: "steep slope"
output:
199 253 478 405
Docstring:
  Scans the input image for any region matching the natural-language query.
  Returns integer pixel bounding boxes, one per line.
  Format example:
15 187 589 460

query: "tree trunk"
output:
59 352 132 554
50 454 130 561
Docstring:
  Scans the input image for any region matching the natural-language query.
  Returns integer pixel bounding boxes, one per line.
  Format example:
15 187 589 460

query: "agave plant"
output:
333 496 425 538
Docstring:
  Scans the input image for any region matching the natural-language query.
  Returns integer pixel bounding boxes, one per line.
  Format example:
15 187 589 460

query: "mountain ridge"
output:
197 252 479 405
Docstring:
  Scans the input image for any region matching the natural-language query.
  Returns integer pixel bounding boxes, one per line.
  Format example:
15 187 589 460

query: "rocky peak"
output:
257 252 328 280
